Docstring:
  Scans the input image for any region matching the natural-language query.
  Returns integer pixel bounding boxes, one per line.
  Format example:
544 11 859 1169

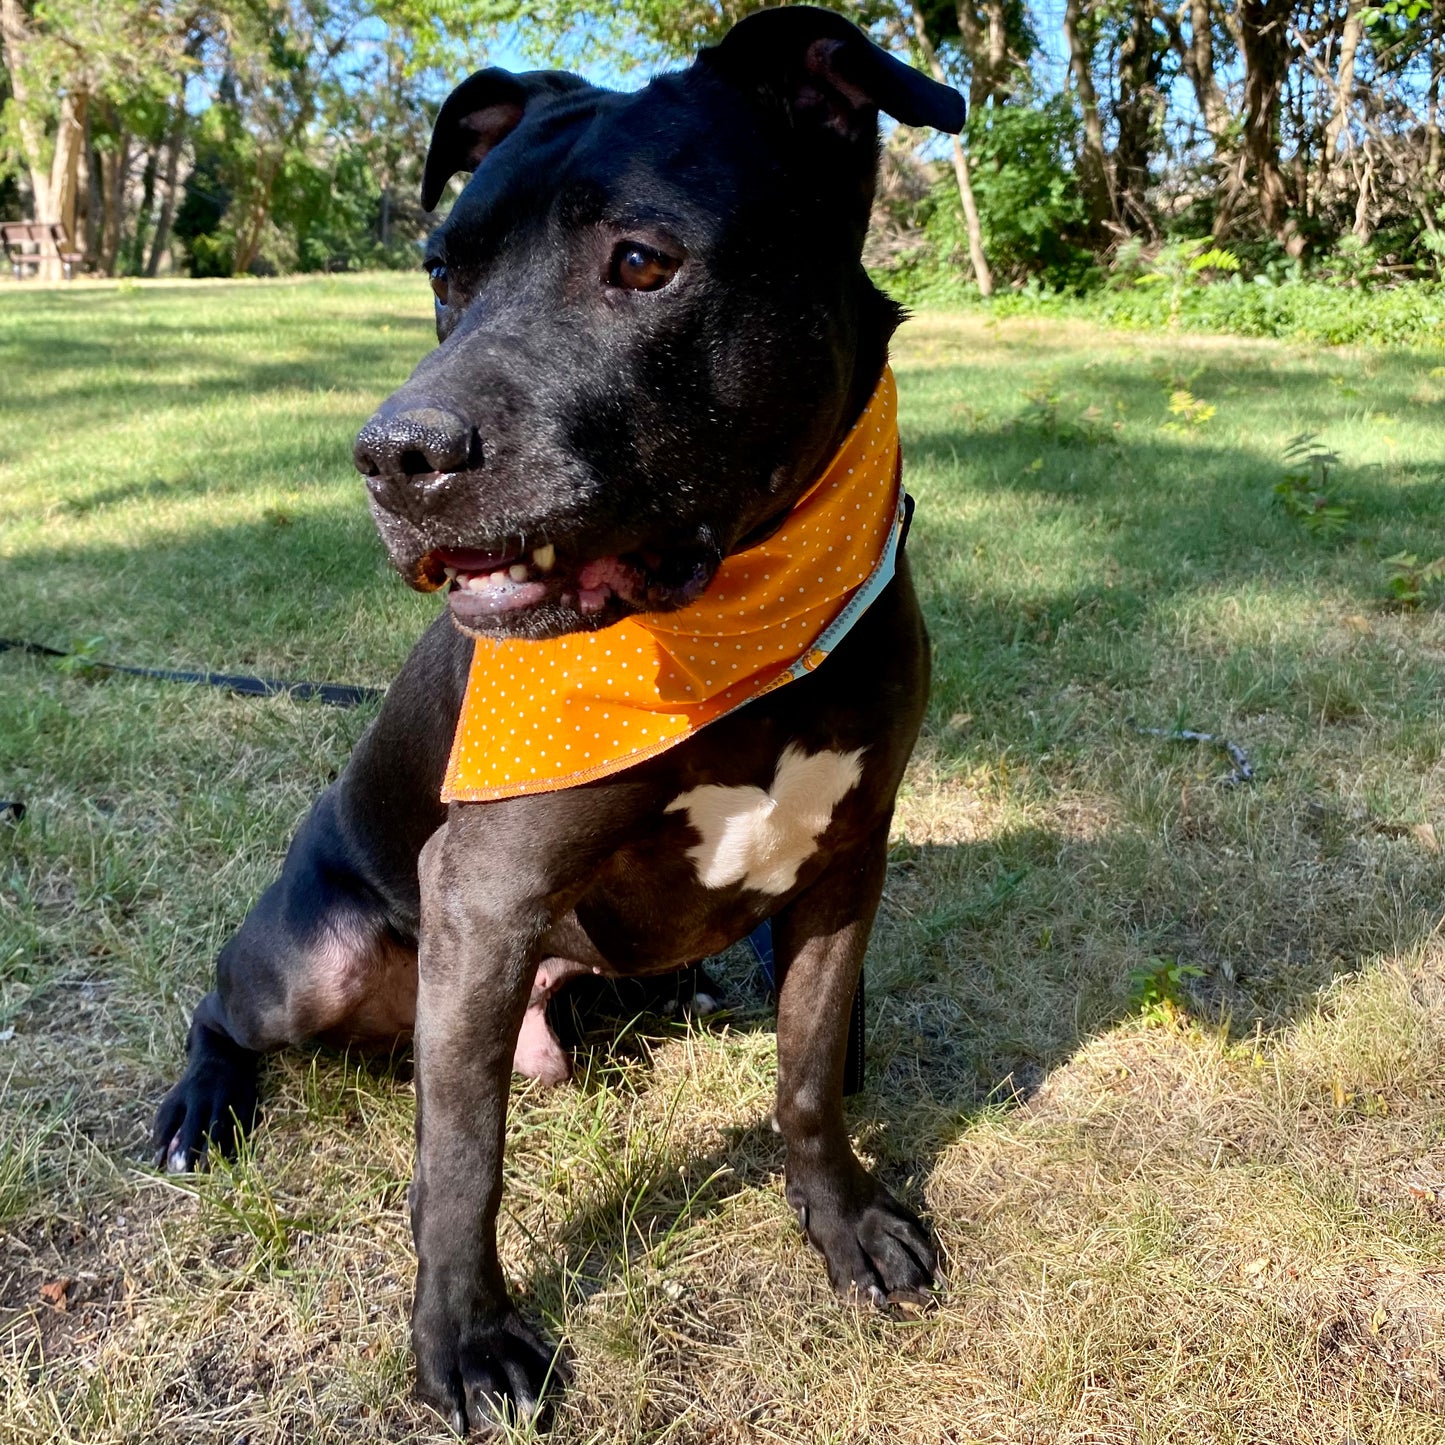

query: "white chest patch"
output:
665 743 866 896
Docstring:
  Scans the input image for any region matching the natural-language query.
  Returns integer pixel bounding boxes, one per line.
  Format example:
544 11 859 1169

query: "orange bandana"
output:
442 366 903 803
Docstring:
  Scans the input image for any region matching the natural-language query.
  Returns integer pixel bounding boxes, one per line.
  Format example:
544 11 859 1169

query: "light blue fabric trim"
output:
781 490 907 682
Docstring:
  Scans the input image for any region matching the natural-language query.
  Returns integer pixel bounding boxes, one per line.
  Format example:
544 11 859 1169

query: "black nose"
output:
353 406 479 480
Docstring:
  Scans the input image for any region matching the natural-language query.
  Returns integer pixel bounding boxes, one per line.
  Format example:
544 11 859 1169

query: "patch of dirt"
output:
0 1205 153 1363
1308 1264 1445 1410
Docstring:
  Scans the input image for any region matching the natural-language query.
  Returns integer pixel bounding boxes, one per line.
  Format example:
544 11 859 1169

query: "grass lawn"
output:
2 273 1445 1443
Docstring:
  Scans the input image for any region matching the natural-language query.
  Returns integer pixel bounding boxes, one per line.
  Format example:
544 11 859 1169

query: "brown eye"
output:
609 243 679 292
428 264 449 305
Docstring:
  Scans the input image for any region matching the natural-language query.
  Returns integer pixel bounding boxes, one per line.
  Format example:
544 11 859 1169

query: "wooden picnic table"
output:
0 221 84 280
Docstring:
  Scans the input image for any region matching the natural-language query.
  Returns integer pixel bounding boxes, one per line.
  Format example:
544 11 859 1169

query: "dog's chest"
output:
664 743 865 896
571 740 870 971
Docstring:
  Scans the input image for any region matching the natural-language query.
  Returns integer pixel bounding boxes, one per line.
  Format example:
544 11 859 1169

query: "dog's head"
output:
354 6 963 640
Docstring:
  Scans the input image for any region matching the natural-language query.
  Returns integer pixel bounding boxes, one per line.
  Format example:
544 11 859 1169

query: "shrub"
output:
881 96 1095 301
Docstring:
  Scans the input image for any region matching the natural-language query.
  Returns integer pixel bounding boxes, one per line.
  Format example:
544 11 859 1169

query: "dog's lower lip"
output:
448 575 550 619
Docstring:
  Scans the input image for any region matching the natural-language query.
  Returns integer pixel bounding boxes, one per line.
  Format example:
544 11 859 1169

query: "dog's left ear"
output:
700 4 965 141
421 68 590 212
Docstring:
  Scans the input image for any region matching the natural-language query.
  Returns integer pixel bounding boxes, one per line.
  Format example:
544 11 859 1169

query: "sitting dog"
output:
153 7 964 1432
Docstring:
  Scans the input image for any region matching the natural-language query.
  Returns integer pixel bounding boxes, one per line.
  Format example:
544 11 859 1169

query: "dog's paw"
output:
413 1306 565 1436
786 1168 938 1309
150 1054 258 1173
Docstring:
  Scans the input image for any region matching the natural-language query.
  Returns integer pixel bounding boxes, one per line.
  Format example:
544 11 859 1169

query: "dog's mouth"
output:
415 537 720 638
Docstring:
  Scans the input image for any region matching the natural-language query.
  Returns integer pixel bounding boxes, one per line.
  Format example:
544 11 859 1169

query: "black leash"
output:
0 637 384 708
4 636 872 1087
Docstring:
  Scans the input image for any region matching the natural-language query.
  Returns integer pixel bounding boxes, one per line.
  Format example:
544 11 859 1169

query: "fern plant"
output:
1136 239 1241 327
1275 433 1351 536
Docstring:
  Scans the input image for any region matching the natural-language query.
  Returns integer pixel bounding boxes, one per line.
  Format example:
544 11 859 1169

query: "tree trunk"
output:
0 0 75 276
129 142 160 275
47 82 89 262
147 99 187 277
232 157 278 275
0 0 50 219
983 0 1009 100
911 2 993 295
1114 1 1164 235
1428 37 1442 180
954 3 989 115
96 114 129 277
1352 147 1374 240
1237 1 1293 244
1063 0 1113 224
1321 0 1364 186
948 135 994 296
955 1 1012 111
1173 0 1232 144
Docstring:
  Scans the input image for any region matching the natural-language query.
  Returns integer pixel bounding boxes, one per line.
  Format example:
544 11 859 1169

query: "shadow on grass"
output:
11 300 1445 1340
8 422 1442 674
491 801 1445 1318
0 290 435 467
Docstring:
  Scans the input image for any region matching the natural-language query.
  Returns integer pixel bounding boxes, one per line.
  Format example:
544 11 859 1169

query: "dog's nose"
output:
353 406 478 481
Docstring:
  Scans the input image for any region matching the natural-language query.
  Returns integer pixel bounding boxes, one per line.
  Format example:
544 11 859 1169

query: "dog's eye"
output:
428 264 449 306
609 243 679 292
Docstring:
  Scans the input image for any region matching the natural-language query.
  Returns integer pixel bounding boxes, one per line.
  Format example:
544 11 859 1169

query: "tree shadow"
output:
10 299 1444 1333
500 772 1445 1314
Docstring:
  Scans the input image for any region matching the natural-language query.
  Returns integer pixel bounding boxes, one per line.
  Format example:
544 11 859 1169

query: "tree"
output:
909 0 993 293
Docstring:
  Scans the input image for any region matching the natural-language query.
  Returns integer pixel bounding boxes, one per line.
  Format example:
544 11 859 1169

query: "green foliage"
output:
1136 240 1241 286
50 635 108 678
1381 552 1445 610
909 97 1093 293
1315 234 1385 289
1162 388 1215 429
1126 957 1204 1025
973 274 1445 348
1274 434 1351 537
173 119 234 277
1135 238 1240 328
1360 0 1431 26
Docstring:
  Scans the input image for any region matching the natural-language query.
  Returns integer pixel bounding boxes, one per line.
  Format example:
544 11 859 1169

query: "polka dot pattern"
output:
442 367 901 802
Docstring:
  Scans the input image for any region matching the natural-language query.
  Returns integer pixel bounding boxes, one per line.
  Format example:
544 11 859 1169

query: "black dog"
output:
153 8 963 1432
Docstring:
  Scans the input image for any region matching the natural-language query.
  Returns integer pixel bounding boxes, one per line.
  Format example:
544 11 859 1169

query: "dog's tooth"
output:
532 543 555 573
443 566 457 582
508 563 529 582
465 574 487 592
489 569 509 586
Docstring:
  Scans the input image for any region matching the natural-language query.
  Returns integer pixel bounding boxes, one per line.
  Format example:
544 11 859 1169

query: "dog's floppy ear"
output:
701 5 966 140
421 68 590 212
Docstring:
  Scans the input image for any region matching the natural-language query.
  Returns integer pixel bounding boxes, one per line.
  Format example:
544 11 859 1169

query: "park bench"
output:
0 221 84 280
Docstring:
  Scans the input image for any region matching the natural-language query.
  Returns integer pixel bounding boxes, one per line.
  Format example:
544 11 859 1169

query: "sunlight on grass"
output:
2 281 1444 1442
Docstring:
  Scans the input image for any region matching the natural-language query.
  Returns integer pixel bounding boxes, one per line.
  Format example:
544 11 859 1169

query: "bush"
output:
962 97 1094 288
880 96 1095 302
987 274 1445 346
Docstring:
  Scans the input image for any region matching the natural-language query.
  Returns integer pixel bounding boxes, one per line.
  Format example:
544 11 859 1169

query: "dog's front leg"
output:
410 812 564 1435
772 824 938 1307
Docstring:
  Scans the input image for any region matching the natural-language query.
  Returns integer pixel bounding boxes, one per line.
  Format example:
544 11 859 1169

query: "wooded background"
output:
0 0 1441 290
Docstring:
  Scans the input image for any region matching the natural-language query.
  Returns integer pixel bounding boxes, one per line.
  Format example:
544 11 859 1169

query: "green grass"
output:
2 276 1445 1442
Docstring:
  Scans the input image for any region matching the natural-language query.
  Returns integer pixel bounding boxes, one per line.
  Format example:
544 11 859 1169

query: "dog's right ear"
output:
421 69 590 212
700 5 966 141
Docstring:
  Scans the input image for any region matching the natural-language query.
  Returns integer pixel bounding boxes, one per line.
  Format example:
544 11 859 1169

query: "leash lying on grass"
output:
2 635 866 1085
0 636 386 708
1129 719 1256 786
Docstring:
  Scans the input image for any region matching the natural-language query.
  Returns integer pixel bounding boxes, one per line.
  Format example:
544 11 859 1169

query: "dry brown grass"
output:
4 285 1445 1442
